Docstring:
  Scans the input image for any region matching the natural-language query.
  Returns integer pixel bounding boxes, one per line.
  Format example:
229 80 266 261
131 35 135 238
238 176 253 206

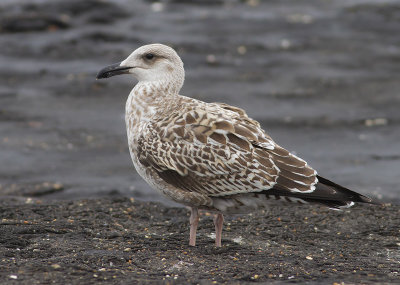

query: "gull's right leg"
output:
189 207 199 246
214 213 224 247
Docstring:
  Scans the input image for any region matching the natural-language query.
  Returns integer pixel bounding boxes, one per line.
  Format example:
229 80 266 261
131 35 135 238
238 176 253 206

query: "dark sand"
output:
1 0 400 283
1 197 399 284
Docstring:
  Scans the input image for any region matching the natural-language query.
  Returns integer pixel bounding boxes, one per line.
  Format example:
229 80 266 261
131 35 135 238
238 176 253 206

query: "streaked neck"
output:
125 80 180 125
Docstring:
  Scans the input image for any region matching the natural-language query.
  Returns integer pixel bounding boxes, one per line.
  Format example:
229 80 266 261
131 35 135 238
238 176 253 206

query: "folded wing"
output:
137 101 319 198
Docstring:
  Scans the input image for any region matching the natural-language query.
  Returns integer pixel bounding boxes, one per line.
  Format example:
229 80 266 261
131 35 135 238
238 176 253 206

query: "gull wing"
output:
136 101 318 197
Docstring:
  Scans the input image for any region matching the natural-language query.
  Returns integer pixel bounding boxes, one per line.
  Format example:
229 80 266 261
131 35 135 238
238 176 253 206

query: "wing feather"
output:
137 100 318 197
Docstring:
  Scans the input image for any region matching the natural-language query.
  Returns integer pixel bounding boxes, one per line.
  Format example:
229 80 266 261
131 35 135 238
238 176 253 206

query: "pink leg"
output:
214 213 224 247
189 207 199 246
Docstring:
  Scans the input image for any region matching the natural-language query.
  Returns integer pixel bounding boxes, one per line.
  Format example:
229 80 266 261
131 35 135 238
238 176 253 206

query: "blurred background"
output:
0 0 399 204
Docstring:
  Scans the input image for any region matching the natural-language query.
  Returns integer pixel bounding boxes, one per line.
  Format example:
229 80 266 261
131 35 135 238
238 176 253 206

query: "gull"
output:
97 44 376 247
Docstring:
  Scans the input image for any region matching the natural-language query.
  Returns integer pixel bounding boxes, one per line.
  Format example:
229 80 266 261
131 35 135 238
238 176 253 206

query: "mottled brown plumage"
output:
97 44 376 247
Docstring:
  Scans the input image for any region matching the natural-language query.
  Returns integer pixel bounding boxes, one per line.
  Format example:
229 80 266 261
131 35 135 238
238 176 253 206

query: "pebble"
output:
364 118 387 127
237 46 247 55
151 2 164 12
280 39 291 49
206 54 217 64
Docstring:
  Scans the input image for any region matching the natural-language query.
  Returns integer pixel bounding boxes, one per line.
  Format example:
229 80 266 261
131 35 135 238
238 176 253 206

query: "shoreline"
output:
1 197 398 284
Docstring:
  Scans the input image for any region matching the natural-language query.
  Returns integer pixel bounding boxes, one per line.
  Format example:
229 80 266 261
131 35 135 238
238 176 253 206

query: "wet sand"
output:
1 197 399 284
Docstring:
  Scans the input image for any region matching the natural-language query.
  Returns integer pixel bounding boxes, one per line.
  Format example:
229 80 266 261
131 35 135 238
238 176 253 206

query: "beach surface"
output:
1 197 399 284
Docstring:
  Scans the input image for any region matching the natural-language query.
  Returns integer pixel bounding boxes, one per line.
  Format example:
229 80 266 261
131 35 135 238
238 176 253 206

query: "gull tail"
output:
266 175 379 209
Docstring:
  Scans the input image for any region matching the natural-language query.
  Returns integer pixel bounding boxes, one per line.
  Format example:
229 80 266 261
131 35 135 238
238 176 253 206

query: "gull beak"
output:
96 62 132 79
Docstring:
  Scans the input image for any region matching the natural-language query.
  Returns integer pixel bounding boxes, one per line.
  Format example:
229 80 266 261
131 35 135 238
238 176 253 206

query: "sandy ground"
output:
1 197 399 284
1 0 400 283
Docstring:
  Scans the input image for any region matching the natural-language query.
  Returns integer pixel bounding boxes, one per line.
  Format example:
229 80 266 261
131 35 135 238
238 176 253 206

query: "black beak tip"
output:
96 71 109 80
96 62 131 80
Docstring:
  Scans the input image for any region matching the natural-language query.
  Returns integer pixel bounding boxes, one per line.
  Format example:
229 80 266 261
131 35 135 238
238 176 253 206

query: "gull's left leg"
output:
189 207 199 246
214 213 224 247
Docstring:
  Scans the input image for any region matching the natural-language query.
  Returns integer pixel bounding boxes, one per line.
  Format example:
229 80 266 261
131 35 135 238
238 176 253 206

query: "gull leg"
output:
189 207 199 246
214 213 224 247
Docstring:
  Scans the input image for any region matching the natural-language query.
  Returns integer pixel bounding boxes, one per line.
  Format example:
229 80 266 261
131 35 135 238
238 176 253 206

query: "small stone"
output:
246 0 260 6
364 118 387 127
52 183 63 190
237 46 247 55
280 39 291 49
51 264 61 269
206 54 217 64
306 256 313 260
286 14 313 24
151 2 164 12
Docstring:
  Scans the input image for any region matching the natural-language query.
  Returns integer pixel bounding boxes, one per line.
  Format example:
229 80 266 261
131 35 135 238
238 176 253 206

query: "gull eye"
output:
145 53 154 60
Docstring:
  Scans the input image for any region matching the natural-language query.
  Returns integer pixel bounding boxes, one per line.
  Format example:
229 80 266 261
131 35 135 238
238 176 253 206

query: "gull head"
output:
96 44 185 90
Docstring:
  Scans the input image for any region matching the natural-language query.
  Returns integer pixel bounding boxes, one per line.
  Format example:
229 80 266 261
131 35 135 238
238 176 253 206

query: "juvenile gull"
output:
97 44 376 247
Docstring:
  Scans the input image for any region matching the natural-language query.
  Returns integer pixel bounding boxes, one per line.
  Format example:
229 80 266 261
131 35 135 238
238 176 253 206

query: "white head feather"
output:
120 43 185 93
